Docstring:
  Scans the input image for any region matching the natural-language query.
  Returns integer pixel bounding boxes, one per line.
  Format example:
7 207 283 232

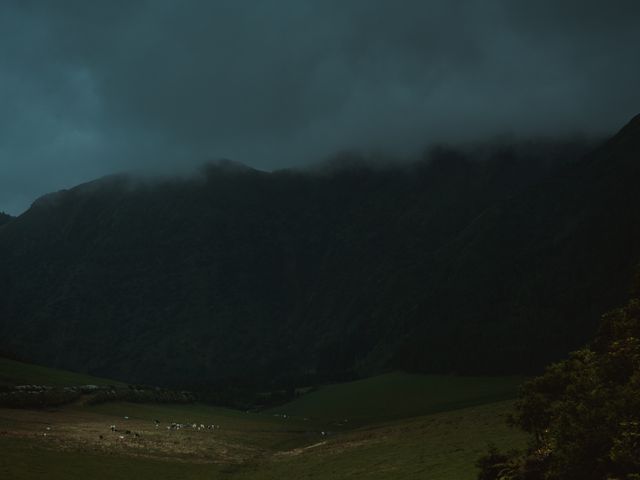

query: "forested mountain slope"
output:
0 116 638 387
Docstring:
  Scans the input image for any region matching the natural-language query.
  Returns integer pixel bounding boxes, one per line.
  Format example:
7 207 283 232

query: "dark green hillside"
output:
267 372 522 425
0 357 125 387
397 114 640 374
0 116 638 386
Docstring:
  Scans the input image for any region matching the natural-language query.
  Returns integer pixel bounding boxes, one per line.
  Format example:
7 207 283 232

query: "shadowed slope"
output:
0 119 638 386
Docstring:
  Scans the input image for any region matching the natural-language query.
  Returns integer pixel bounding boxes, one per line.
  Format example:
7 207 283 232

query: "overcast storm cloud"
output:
1 0 640 214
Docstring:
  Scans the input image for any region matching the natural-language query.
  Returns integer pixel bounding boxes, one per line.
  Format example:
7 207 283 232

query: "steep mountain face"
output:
397 114 640 374
0 118 638 387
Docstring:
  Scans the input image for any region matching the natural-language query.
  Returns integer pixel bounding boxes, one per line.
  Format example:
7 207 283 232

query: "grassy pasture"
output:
0 436 217 480
251 400 527 480
0 362 527 479
0 400 525 479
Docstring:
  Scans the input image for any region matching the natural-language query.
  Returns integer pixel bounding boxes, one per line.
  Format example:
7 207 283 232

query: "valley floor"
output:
0 398 526 479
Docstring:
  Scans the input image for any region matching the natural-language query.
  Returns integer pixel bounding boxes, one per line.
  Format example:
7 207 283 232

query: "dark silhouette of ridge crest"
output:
1 114 640 386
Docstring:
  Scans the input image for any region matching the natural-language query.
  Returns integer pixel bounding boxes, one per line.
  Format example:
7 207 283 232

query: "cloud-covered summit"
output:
1 0 639 214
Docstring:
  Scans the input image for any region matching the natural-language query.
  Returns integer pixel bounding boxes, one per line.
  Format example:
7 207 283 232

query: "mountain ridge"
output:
0 120 638 387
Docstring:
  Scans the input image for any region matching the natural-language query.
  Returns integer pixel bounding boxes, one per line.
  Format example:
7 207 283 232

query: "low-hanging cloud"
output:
1 0 640 214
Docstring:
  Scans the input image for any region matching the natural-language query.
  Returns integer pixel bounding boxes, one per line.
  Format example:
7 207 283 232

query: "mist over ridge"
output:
2 0 640 214
1 113 639 387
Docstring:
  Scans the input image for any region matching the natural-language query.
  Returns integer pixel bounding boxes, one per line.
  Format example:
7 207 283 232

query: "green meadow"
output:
0 362 528 479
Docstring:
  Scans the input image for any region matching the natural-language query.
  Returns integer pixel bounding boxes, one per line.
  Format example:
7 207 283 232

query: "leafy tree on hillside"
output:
477 296 640 479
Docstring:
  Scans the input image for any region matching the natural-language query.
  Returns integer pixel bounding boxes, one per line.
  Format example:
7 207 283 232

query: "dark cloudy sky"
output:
1 0 640 214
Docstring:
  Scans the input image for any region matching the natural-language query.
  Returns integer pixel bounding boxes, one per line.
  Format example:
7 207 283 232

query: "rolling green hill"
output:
0 357 125 387
254 401 528 480
267 372 523 425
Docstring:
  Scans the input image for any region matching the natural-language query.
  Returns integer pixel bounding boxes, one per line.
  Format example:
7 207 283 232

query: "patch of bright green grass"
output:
0 358 125 387
268 372 523 425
